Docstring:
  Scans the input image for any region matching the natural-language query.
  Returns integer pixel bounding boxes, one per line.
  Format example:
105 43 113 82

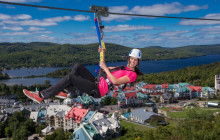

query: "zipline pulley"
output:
90 5 109 34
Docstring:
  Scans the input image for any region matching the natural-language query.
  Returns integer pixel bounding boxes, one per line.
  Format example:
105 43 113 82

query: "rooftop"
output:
65 107 88 123
131 109 161 121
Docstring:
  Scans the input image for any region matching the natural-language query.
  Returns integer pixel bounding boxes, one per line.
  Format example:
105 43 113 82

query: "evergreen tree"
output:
0 122 5 138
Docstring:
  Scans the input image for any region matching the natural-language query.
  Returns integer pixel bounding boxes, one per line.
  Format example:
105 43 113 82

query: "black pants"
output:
41 63 101 99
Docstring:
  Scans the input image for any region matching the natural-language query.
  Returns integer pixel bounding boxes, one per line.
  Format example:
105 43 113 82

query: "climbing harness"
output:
95 66 135 92
90 5 109 73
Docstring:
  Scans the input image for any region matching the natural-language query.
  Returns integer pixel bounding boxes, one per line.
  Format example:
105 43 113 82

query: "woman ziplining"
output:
23 48 143 103
22 6 143 103
22 47 142 103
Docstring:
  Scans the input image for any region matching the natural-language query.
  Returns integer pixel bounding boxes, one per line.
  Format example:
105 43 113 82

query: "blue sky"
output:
0 0 220 48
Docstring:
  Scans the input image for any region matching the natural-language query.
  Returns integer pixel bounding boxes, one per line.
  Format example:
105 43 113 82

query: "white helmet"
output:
129 49 142 59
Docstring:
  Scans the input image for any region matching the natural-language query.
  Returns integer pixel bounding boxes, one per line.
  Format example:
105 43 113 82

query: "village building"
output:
82 111 95 123
74 94 98 110
124 92 138 106
89 112 105 122
54 105 72 130
202 87 216 98
44 105 60 126
135 82 147 92
29 111 38 122
215 75 220 91
136 92 149 105
0 99 16 108
117 93 126 107
41 125 57 135
143 84 157 94
120 112 131 120
156 85 162 93
65 107 88 131
174 87 190 99
37 109 46 124
162 84 169 93
130 109 164 124
187 85 202 99
160 93 174 104
73 123 102 140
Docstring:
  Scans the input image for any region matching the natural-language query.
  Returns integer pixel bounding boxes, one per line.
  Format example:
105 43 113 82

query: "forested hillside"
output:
0 42 220 69
137 61 220 87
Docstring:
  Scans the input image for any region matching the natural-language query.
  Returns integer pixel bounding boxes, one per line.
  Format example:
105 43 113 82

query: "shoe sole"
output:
55 95 67 99
23 89 42 104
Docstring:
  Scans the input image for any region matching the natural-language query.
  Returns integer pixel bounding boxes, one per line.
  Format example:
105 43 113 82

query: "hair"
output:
127 56 143 75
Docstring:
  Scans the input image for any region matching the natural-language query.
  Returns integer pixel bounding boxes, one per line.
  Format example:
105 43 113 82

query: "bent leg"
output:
69 75 101 98
40 63 97 99
70 63 95 82
40 74 72 99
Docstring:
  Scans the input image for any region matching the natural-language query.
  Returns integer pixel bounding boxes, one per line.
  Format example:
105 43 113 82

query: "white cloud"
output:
0 13 87 27
0 14 11 20
105 25 154 32
73 15 90 21
44 16 72 22
131 2 207 15
103 6 132 21
28 27 45 31
197 26 220 34
22 35 55 43
20 19 57 26
68 32 97 40
104 3 208 21
14 14 32 20
33 31 52 34
129 28 220 47
0 32 30 36
179 13 220 26
2 26 23 31
0 29 52 36
158 30 189 37
183 5 208 12
104 34 127 45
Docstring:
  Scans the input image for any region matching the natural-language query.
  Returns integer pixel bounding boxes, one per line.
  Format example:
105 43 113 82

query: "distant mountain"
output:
0 42 220 69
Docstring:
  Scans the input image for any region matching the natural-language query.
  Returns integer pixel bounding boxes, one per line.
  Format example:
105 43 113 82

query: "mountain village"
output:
0 75 220 139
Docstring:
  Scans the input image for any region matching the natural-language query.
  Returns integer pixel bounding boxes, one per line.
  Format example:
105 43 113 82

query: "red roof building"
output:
143 84 156 89
124 92 137 100
187 85 202 92
123 86 136 91
162 84 169 89
65 107 88 123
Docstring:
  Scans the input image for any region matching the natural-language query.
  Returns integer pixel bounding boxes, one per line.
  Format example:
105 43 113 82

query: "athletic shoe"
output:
23 89 43 104
55 91 68 99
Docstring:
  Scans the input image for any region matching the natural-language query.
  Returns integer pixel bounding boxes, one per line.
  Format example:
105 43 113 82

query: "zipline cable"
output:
1 1 220 21
0 1 91 13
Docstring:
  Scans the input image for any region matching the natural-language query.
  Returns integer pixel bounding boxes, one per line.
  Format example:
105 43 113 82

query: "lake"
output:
1 55 220 86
